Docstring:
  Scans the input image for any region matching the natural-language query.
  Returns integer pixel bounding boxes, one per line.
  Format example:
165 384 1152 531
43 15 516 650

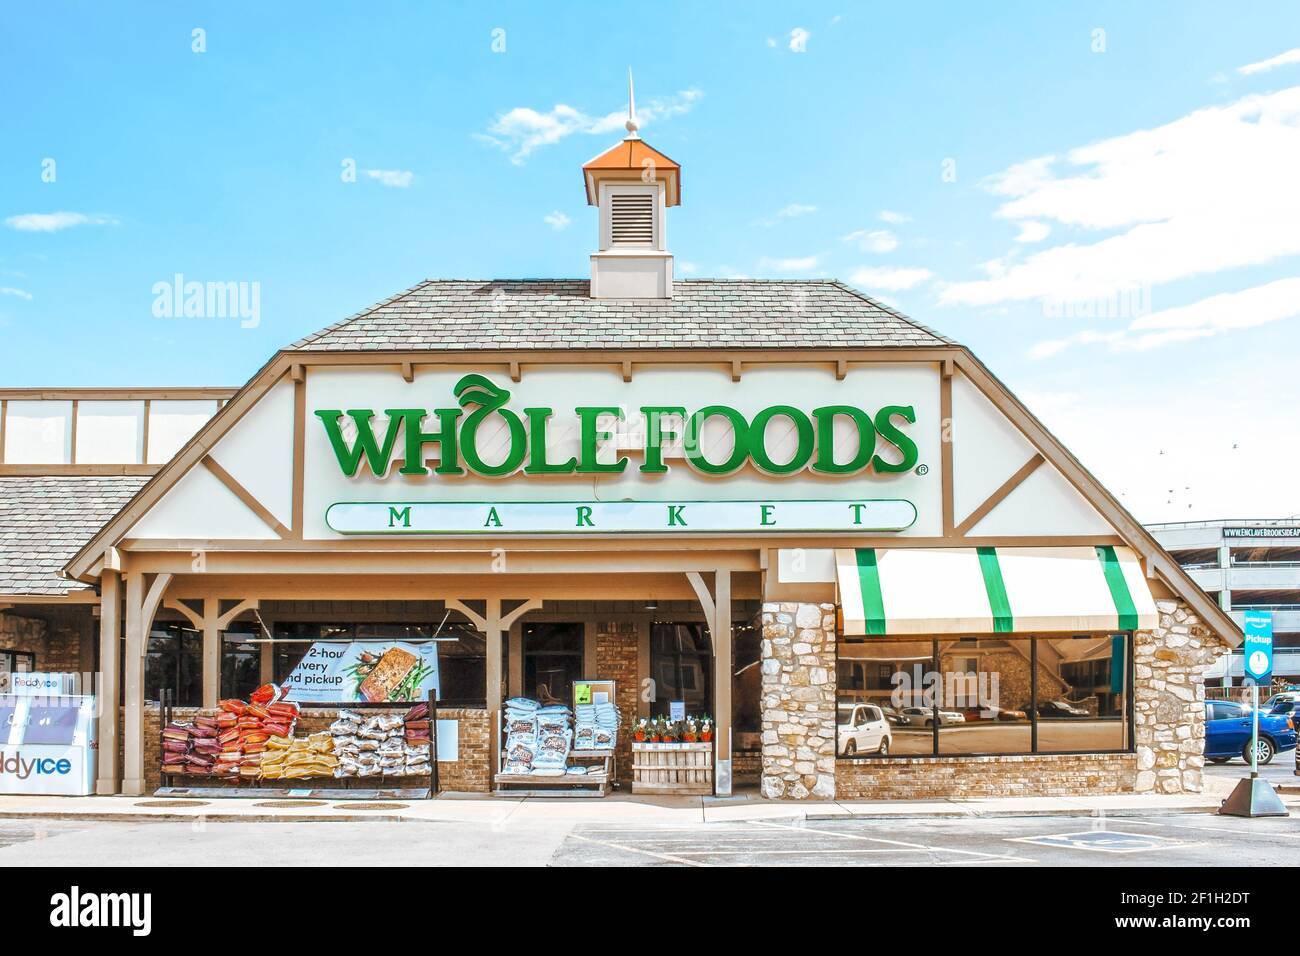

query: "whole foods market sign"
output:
316 373 920 535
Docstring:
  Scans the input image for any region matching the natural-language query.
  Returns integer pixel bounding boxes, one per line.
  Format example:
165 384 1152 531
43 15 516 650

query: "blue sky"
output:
2 2 1299 521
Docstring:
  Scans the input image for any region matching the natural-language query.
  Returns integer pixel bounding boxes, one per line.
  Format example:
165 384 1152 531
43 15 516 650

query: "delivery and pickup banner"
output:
282 641 439 704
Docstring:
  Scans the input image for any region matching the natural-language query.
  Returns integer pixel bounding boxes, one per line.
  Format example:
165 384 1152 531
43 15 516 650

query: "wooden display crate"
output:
631 742 714 795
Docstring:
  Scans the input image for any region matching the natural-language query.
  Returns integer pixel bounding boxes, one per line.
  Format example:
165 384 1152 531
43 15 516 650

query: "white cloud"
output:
5 212 118 232
789 28 810 53
678 261 698 275
1030 276 1300 358
362 168 414 188
543 211 572 230
766 37 777 48
1239 48 1300 75
480 89 703 164
776 202 816 219
940 87 1300 309
0 287 32 300
842 229 899 253
759 255 820 273
1013 221 1051 243
849 266 933 291
878 210 911 224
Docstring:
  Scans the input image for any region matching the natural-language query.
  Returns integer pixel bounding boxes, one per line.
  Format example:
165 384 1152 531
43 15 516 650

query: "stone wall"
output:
133 705 491 794
1133 599 1225 794
594 622 639 786
0 607 94 679
838 752 1136 799
760 601 837 800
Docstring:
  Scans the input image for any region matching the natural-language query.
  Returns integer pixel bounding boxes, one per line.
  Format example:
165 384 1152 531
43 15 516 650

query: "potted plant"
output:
633 717 648 743
648 717 662 743
700 716 713 743
682 717 698 743
661 719 679 744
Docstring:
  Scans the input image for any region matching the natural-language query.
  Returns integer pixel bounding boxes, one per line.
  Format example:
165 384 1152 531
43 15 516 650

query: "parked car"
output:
838 703 892 756
1034 699 1090 718
1204 700 1297 765
960 704 1028 722
879 705 910 727
900 706 965 727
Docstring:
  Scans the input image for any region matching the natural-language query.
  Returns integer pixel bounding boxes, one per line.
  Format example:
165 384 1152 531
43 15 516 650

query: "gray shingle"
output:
290 279 954 352
0 476 150 595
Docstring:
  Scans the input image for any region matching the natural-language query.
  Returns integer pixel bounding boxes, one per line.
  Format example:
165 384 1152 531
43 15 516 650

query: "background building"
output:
1147 519 1300 686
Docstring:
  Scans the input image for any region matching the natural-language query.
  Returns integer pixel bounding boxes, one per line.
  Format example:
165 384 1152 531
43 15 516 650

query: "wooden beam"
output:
685 571 716 624
731 360 742 383
444 599 487 631
0 464 161 477
622 359 633 383
141 572 173 636
835 359 848 381
216 598 258 630
202 456 291 538
141 398 151 465
940 367 955 536
292 372 306 538
164 598 204 630
954 453 1045 537
500 597 543 630
509 360 521 383
400 361 414 383
0 398 7 464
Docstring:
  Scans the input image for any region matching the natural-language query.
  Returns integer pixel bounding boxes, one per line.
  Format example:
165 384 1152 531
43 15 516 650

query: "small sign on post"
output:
1220 610 1286 817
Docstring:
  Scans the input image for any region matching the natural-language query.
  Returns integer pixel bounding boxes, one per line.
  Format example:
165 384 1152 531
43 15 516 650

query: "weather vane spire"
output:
625 67 640 138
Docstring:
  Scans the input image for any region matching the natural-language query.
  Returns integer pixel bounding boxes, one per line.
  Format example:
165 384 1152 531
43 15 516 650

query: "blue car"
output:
1204 700 1297 765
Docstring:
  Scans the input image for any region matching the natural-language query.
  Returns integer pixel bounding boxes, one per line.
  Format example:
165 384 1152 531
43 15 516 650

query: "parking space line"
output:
1115 817 1300 838
565 831 711 867
749 819 1039 863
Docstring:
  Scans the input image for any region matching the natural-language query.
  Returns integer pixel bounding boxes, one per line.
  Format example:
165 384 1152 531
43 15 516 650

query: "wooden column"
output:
122 571 172 796
686 570 733 796
713 569 733 796
202 598 220 707
95 571 121 795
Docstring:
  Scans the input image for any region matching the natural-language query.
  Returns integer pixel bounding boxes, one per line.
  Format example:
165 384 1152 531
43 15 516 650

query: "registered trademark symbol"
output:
915 463 929 476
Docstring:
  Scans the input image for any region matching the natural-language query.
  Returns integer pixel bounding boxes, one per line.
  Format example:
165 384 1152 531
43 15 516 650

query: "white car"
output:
838 703 892 756
900 706 966 727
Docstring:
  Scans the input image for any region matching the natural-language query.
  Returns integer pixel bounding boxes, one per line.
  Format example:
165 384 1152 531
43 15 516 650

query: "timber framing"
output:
59 342 1242 648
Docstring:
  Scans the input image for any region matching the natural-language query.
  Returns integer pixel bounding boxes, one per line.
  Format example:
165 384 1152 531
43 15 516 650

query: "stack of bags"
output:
161 722 197 776
502 698 539 775
532 704 573 776
329 710 430 778
216 695 300 780
574 701 620 751
261 732 338 780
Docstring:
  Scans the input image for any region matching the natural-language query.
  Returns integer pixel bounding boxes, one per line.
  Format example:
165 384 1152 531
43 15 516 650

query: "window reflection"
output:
837 634 1130 758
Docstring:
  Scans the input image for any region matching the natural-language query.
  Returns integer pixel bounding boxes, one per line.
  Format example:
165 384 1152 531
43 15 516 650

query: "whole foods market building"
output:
1 132 1239 800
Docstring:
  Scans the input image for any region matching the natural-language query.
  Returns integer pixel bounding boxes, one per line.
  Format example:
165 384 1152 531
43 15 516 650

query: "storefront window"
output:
522 622 583 703
144 624 202 704
649 622 712 718
836 634 1132 758
221 627 261 700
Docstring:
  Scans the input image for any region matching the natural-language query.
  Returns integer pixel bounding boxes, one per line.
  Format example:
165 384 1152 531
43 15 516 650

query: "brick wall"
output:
133 705 490 794
837 752 1137 800
0 607 94 679
595 622 638 786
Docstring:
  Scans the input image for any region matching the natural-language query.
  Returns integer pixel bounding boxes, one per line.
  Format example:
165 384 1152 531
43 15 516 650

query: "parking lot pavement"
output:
1 810 1296 867
1205 759 1299 788
551 813 1300 867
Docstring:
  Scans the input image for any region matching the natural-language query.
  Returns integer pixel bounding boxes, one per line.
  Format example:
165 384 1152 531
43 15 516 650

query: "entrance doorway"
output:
522 622 584 703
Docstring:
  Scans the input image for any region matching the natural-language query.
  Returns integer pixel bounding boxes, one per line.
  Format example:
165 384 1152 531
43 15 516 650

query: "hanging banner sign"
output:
326 498 917 535
282 641 439 704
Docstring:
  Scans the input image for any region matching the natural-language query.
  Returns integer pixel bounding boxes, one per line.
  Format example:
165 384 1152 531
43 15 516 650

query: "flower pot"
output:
701 732 713 742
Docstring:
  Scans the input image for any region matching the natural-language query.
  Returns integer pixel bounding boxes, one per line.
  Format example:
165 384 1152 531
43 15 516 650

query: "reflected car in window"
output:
900 706 965 727
838 704 892 756
1033 699 1090 718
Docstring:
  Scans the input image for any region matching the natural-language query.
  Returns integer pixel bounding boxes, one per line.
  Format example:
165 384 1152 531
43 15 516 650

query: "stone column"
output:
1133 599 1226 794
759 601 837 800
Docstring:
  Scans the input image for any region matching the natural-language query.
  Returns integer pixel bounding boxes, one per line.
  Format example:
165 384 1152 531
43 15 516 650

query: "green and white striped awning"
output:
836 545 1158 636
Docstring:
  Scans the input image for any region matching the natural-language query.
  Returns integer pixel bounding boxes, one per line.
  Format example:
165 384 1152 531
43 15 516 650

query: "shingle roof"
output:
290 279 953 352
0 476 150 596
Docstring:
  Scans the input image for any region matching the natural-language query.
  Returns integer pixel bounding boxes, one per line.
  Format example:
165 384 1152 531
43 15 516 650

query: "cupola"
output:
583 71 680 299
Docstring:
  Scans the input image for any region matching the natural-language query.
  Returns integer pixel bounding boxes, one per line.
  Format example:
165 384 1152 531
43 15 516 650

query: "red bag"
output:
219 698 247 715
267 701 299 720
262 721 290 738
249 684 277 705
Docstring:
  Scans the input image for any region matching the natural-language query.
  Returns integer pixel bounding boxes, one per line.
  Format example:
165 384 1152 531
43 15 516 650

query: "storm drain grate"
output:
134 800 211 808
336 802 409 810
252 800 329 809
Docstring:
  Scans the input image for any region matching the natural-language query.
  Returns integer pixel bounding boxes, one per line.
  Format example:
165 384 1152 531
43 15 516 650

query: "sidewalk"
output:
0 774 1288 825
